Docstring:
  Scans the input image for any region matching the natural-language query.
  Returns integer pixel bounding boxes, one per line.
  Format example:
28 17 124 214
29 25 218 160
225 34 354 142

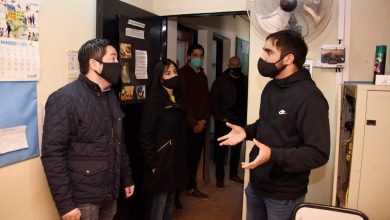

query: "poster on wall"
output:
0 81 39 167
235 37 249 76
0 0 40 81
117 15 151 104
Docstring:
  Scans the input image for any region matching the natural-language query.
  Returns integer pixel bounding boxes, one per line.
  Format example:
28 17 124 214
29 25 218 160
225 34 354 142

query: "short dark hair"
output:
266 30 308 68
153 59 178 82
187 43 204 56
78 39 113 75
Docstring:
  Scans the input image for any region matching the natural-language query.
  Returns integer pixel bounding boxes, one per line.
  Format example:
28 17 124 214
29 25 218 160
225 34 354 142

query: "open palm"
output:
217 122 246 146
241 139 271 169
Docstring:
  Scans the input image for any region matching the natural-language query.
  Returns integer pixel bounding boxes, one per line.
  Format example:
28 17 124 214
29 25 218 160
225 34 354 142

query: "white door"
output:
358 90 390 220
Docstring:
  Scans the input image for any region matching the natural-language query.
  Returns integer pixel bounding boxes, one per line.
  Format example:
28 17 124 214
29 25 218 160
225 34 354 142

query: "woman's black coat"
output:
140 87 187 193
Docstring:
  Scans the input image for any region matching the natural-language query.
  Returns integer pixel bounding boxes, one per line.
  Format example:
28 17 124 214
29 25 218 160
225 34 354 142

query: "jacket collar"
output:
78 74 110 94
273 68 313 88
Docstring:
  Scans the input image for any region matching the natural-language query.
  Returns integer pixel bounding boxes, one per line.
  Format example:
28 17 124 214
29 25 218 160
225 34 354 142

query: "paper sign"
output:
66 50 79 78
135 50 148 79
127 19 145 29
125 28 144 39
0 125 28 154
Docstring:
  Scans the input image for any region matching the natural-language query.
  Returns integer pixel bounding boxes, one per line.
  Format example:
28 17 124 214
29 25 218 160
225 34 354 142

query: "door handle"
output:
366 120 376 126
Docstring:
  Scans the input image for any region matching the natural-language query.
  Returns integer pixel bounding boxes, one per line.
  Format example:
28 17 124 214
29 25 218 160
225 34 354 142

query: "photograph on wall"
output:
235 37 249 76
321 44 345 64
120 42 132 59
0 0 40 41
120 85 134 101
118 15 154 104
121 62 131 83
0 0 40 81
135 85 145 100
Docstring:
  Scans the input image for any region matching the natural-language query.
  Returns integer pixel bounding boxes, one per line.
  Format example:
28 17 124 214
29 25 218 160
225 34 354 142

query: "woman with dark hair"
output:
140 59 187 220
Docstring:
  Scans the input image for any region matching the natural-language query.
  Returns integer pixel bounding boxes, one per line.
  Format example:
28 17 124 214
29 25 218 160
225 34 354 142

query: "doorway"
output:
168 13 250 220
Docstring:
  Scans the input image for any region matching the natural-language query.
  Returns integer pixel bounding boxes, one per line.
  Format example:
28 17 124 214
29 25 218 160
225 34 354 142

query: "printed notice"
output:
135 50 148 79
127 19 145 29
125 27 144 39
0 125 28 154
66 50 79 78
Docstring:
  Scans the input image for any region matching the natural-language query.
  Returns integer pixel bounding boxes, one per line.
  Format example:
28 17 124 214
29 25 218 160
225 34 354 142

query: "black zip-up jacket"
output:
244 68 330 200
140 88 187 193
41 75 133 216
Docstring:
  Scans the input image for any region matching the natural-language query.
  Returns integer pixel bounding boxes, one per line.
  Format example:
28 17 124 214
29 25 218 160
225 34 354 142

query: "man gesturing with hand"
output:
217 30 330 220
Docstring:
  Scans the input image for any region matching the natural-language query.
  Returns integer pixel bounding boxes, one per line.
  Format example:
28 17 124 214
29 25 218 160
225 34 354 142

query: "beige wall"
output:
154 0 246 16
179 15 250 57
176 15 250 82
167 17 178 62
0 0 98 219
120 0 154 13
349 0 390 81
1 0 389 219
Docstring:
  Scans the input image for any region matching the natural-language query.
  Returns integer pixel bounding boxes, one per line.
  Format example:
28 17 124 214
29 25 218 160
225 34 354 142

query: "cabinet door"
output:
358 91 390 220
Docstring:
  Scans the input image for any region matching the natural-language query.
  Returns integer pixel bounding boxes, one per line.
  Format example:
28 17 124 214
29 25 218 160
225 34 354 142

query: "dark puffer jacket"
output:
140 87 187 193
41 74 133 216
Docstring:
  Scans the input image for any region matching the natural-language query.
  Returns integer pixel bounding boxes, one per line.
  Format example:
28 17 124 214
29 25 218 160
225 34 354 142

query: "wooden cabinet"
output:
333 84 390 220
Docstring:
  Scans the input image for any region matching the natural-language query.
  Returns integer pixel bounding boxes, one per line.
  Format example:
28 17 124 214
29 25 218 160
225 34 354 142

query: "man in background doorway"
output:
178 43 211 203
211 56 247 190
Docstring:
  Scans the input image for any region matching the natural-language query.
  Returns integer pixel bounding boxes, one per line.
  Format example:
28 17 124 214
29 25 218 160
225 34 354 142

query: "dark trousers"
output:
148 192 175 220
214 120 241 182
79 200 117 220
186 128 205 190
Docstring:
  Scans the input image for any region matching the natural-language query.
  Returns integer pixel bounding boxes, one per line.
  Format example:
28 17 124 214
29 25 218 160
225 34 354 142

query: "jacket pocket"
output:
249 146 272 183
155 139 174 176
157 139 172 152
68 160 108 200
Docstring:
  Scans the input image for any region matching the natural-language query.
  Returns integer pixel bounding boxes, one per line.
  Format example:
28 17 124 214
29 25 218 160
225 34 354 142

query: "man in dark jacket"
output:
178 43 211 200
41 39 134 220
211 56 247 190
218 30 330 220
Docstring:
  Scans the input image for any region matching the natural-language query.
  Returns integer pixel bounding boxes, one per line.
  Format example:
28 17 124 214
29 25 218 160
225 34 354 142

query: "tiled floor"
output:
173 162 244 220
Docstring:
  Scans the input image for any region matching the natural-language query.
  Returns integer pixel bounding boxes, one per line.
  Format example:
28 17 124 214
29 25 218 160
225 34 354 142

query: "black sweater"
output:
244 68 330 200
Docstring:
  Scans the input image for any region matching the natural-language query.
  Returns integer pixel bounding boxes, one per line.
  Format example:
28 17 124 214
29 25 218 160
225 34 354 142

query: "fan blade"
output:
256 7 290 33
303 1 325 25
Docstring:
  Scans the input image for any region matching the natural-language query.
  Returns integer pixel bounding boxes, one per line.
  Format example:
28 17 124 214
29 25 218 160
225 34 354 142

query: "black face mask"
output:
257 57 287 78
230 67 242 76
94 60 122 86
162 76 178 89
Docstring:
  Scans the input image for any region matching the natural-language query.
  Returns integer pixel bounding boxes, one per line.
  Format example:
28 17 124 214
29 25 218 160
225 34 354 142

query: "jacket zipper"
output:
157 140 172 152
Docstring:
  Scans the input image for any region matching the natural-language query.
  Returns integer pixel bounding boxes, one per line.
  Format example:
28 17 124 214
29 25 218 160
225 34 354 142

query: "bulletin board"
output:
117 15 151 104
235 37 249 76
0 0 40 167
0 82 39 167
